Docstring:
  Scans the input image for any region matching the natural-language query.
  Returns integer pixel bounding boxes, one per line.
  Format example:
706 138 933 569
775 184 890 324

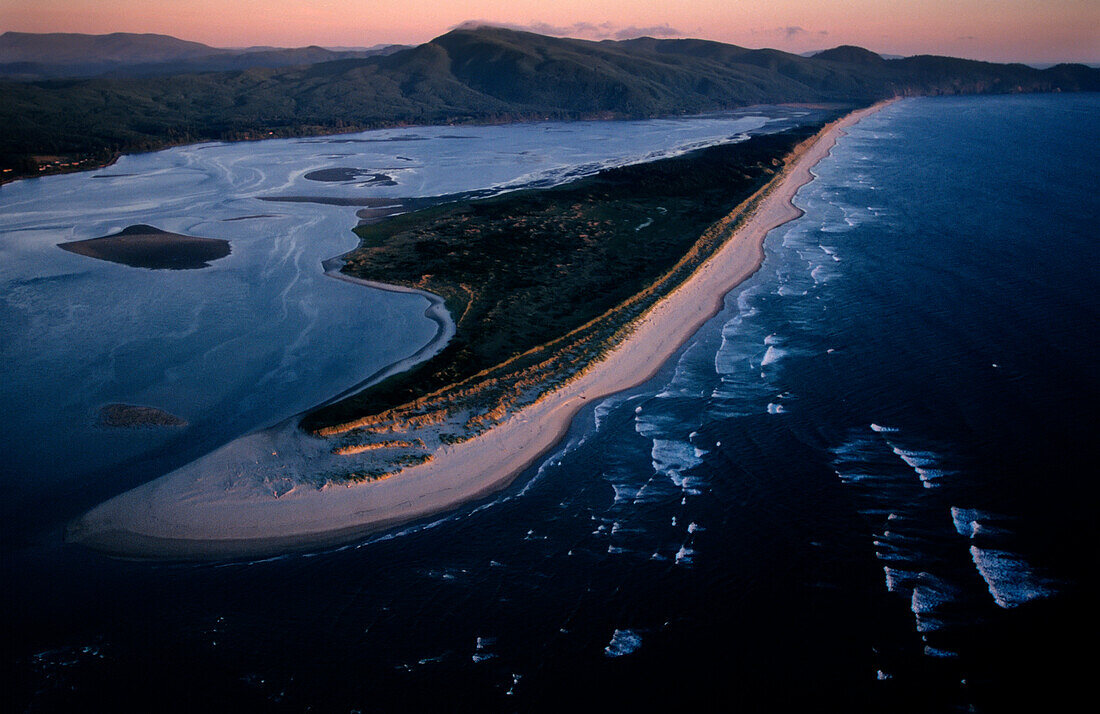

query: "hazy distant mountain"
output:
0 31 407 80
2 26 1097 177
803 48 906 61
811 46 887 65
0 31 225 64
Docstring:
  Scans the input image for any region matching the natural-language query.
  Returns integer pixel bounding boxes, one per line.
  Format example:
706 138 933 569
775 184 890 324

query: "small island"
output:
304 167 397 184
100 403 187 428
58 224 231 270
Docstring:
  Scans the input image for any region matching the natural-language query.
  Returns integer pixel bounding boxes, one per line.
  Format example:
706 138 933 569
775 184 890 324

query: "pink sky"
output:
2 0 1097 64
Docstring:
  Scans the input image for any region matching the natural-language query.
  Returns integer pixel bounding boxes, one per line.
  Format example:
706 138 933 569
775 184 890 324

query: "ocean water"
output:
5 94 1098 712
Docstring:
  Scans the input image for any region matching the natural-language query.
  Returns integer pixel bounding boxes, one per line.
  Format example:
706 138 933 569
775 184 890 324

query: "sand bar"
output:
67 101 892 560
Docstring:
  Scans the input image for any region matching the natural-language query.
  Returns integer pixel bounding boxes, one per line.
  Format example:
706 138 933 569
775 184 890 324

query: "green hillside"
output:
2 26 1097 180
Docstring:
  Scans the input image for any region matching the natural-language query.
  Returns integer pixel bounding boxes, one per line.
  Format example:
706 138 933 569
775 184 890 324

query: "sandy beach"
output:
67 101 892 560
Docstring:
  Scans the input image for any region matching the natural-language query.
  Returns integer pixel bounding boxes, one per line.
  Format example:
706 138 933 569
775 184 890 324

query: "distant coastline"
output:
66 100 893 560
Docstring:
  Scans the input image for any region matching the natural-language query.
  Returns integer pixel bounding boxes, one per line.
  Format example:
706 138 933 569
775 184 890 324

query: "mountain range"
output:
2 26 1097 179
0 31 406 80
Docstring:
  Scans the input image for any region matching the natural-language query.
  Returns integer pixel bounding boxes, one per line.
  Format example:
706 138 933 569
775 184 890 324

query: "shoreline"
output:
66 100 893 560
315 258 456 409
0 101 846 187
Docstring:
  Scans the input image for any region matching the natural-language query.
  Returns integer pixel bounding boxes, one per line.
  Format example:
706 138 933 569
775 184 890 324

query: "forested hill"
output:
0 31 406 80
3 26 1097 179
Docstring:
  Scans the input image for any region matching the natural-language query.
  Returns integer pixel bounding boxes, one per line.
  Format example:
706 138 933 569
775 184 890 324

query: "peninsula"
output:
66 101 890 559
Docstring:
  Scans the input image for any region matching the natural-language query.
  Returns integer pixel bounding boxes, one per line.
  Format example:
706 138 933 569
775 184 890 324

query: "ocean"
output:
4 94 1097 712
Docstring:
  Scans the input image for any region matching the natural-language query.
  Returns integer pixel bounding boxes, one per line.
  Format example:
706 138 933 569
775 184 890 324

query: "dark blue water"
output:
6 94 1098 712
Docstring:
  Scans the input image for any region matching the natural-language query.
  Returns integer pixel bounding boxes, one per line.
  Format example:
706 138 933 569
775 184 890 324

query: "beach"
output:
66 100 892 560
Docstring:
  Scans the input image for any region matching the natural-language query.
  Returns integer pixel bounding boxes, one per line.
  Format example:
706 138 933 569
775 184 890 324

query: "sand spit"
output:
58 224 231 270
67 101 892 560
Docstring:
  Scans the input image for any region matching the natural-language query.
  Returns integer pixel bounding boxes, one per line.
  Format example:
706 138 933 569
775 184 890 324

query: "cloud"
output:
453 20 684 41
747 25 832 41
612 25 683 40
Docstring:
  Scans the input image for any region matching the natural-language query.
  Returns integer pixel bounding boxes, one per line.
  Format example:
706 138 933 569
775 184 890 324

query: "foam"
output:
910 574 957 618
872 538 915 561
604 629 643 658
650 438 704 488
472 636 497 663
835 471 877 484
950 507 983 538
675 545 695 565
761 345 787 367
611 483 639 505
830 435 878 459
890 446 947 487
593 396 625 430
631 476 668 505
633 411 684 439
969 546 1058 609
883 566 917 593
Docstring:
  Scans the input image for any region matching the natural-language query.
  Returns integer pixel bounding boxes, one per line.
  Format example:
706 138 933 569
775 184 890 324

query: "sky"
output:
1 0 1097 64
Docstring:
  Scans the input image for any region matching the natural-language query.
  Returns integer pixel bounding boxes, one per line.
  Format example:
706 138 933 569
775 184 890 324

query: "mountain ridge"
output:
2 26 1097 180
0 31 407 80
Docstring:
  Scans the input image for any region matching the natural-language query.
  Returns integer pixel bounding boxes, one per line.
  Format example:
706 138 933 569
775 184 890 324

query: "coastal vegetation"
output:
3 26 1098 181
301 120 839 475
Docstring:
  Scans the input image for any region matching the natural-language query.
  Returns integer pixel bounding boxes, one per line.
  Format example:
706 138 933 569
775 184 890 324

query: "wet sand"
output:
67 101 892 560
